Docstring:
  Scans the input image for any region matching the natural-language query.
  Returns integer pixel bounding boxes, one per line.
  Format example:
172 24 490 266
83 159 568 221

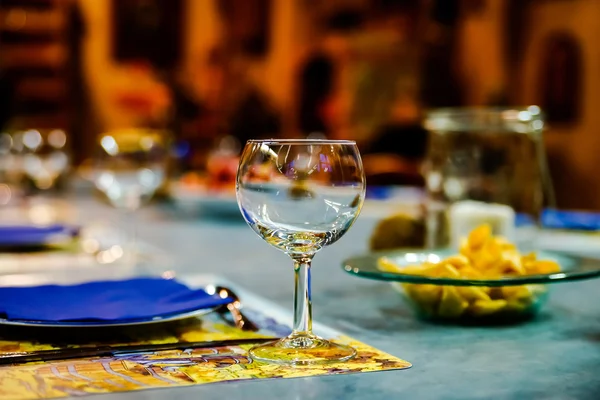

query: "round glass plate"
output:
342 249 600 286
0 306 218 328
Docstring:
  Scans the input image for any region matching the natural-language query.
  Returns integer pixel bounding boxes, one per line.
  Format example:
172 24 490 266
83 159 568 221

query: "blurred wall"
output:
78 0 125 131
521 0 600 210
456 0 507 105
78 0 310 135
180 0 224 100
79 0 221 131
455 0 600 210
75 0 600 209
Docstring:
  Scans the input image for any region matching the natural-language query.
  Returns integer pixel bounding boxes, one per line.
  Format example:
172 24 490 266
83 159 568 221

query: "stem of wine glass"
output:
130 210 137 263
122 208 137 267
292 255 313 336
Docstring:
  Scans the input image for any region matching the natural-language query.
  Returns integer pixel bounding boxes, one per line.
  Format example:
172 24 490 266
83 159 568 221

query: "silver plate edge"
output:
0 306 219 328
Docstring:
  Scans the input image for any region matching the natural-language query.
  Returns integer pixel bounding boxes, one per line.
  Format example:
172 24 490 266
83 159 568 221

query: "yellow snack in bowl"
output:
503 285 547 313
402 283 442 315
458 266 483 279
501 251 526 275
467 224 492 250
529 260 561 275
457 286 491 302
379 224 561 319
378 257 440 276
378 257 403 274
444 255 470 269
434 263 462 278
437 286 469 318
502 285 534 301
469 299 508 316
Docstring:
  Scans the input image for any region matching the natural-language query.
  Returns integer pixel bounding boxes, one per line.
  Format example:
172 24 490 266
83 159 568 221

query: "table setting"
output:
0 107 599 399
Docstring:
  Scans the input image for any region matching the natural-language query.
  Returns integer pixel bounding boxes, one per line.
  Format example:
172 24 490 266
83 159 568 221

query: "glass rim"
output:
424 106 544 133
246 139 357 145
425 106 543 119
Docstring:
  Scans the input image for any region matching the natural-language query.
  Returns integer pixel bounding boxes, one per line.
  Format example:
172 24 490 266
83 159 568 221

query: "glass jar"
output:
423 107 554 250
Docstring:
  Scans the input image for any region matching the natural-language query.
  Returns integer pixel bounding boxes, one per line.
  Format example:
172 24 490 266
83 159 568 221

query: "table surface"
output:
19 195 600 399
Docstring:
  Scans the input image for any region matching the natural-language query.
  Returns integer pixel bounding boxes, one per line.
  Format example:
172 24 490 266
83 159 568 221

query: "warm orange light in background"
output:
1 0 599 209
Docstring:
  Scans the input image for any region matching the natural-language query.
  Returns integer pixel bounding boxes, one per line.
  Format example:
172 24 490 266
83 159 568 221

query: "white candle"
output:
448 200 516 248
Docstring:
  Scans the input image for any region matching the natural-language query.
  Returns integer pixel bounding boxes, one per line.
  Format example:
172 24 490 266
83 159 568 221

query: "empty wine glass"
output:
0 131 24 206
93 128 169 265
237 139 366 365
20 129 70 192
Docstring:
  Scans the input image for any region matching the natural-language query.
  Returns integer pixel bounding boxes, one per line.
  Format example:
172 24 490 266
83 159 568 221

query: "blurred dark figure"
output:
362 127 427 187
539 32 582 124
296 8 362 136
218 0 272 57
0 69 15 131
297 54 334 134
366 124 428 160
362 94 427 187
66 1 92 165
112 0 183 69
229 88 281 144
201 46 281 145
160 71 202 139
420 0 464 107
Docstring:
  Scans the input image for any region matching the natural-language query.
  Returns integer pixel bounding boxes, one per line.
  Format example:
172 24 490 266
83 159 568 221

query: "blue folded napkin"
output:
0 278 233 322
0 224 78 247
541 209 600 231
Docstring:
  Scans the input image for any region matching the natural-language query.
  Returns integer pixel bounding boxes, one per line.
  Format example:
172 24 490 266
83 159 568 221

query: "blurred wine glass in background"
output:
20 129 70 194
92 128 169 265
0 130 24 207
0 128 75 225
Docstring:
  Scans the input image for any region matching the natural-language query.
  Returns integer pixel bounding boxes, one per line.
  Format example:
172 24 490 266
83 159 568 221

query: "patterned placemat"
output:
0 307 410 399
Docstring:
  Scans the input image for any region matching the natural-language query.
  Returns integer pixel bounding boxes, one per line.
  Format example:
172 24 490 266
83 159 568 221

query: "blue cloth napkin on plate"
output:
0 224 78 246
0 278 233 322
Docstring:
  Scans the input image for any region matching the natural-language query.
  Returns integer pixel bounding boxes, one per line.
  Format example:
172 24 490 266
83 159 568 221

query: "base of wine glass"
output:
248 333 357 365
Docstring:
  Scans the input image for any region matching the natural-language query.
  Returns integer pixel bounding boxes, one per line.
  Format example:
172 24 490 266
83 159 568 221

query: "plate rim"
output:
0 305 219 328
342 249 600 287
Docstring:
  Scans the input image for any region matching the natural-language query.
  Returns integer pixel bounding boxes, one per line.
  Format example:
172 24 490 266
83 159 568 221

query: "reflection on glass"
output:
237 139 365 365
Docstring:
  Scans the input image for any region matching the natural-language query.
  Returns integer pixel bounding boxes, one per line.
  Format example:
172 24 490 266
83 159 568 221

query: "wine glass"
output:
0 131 24 206
92 128 169 265
236 139 366 365
20 129 70 193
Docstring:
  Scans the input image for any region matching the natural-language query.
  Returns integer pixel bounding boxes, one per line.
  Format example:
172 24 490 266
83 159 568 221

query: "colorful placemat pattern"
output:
0 310 410 399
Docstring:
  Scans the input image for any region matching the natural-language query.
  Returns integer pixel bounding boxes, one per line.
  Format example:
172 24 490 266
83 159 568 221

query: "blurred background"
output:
0 0 596 209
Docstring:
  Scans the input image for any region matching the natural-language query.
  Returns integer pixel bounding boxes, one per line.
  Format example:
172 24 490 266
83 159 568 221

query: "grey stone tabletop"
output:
68 196 600 400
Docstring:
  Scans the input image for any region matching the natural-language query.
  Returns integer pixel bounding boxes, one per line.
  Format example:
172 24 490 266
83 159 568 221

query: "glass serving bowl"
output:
342 250 600 324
